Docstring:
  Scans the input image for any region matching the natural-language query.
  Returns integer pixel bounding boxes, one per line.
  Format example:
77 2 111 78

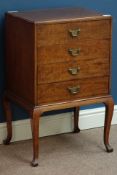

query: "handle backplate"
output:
69 29 80 37
68 48 80 57
67 85 80 95
68 67 80 75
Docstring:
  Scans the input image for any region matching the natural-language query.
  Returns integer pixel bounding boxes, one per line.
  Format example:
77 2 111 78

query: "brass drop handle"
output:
68 48 80 57
67 85 80 95
68 67 80 75
69 29 80 37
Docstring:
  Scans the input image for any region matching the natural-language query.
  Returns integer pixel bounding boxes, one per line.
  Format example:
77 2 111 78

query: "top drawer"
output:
36 19 111 46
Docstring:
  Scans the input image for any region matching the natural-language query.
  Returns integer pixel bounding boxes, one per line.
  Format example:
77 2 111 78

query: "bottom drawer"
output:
37 77 109 104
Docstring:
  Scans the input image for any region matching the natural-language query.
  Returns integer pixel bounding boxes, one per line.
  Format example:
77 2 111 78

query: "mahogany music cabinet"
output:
3 7 114 166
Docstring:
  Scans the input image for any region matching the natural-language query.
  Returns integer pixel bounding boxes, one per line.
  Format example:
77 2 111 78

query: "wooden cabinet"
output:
3 7 114 166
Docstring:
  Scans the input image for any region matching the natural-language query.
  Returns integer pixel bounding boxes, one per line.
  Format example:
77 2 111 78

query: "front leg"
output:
3 96 12 145
73 107 80 133
104 96 114 153
30 109 41 167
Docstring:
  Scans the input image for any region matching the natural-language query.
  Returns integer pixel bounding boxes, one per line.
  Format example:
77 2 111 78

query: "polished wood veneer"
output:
37 40 110 64
3 7 114 167
37 77 109 104
36 20 111 46
38 59 109 84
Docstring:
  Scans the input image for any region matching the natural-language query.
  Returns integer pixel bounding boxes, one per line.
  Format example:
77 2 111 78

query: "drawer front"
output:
37 40 110 64
37 77 109 104
36 19 111 46
38 58 109 84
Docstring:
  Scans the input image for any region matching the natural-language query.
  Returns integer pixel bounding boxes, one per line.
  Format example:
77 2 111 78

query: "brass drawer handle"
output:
68 67 80 75
67 85 80 95
68 48 80 57
69 29 80 37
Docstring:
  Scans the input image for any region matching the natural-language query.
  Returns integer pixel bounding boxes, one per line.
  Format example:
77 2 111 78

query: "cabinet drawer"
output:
37 58 109 84
37 40 110 64
36 19 111 46
37 77 109 104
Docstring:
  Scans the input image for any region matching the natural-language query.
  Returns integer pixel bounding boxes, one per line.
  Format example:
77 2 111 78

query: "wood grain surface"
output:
37 77 109 104
37 40 110 64
38 58 109 84
36 19 111 46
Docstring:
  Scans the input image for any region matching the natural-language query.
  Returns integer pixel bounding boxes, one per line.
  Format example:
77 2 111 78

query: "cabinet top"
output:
7 7 111 24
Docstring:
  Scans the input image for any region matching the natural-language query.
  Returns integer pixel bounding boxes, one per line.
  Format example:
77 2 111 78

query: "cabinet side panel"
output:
5 14 36 105
109 18 112 94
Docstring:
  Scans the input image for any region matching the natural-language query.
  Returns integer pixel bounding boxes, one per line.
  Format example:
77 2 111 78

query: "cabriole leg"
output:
30 109 41 167
73 107 80 133
3 97 12 145
104 97 114 153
